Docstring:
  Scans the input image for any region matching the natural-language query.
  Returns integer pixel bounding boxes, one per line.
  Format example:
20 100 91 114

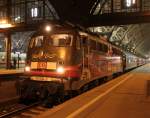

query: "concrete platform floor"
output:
0 69 23 75
37 64 150 118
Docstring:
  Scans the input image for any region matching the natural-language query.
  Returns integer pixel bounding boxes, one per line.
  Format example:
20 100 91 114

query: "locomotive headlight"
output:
57 66 65 74
25 66 31 72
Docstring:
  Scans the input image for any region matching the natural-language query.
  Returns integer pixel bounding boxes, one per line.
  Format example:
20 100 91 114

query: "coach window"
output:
90 40 96 50
117 50 121 56
80 36 88 47
112 48 121 55
97 42 103 52
102 44 108 53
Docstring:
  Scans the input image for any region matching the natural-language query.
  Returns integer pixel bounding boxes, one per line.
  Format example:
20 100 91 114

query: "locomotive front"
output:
20 24 79 103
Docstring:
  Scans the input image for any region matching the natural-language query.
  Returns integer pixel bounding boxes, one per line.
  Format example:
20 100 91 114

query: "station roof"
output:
0 0 150 58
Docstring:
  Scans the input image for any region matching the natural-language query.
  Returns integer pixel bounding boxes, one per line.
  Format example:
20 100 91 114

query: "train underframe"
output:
19 80 63 105
18 67 124 106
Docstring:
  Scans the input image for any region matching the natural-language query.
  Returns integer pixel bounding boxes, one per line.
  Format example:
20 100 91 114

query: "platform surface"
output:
37 64 150 118
0 69 23 75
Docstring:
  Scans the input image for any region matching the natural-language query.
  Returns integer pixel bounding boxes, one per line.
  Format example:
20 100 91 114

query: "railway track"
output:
0 101 49 118
0 76 116 118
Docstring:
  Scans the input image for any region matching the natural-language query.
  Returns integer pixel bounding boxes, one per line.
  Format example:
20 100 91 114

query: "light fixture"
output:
132 0 136 4
45 25 52 32
126 0 136 7
15 16 21 21
126 0 132 7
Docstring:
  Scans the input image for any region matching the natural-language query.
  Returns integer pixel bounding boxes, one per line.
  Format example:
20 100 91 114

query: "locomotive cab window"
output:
29 36 44 48
49 34 73 46
97 42 103 51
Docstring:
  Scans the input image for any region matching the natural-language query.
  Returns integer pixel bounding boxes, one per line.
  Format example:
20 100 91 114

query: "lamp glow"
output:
45 25 51 32
0 24 12 28
25 66 31 72
57 66 64 74
0 19 12 28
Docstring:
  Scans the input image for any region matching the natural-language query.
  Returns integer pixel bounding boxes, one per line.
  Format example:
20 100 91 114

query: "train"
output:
18 21 146 105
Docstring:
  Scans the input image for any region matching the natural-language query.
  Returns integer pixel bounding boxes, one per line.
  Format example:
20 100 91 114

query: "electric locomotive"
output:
19 21 142 104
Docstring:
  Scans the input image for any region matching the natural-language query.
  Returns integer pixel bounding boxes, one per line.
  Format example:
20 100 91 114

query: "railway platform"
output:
37 63 150 118
0 69 24 78
0 69 24 108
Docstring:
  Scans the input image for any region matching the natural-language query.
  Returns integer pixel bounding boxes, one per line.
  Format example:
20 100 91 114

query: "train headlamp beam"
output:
57 66 65 74
25 66 31 72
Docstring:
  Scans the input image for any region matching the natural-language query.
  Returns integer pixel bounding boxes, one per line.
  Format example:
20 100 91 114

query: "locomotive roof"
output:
32 21 122 52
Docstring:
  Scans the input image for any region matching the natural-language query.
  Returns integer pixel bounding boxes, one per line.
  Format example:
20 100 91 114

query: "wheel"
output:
94 79 99 86
43 96 54 108
82 84 89 92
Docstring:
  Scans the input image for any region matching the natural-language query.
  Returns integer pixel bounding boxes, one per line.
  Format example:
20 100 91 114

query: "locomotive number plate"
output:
38 62 47 69
31 62 56 69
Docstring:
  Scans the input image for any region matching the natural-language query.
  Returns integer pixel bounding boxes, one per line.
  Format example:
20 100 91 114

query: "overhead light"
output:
15 16 21 21
132 0 136 4
45 25 52 32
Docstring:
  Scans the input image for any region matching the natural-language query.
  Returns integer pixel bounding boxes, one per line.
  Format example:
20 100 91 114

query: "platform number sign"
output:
122 0 137 8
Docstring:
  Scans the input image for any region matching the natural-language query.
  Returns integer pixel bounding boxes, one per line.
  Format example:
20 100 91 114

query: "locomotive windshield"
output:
29 36 44 48
49 34 72 46
29 34 72 48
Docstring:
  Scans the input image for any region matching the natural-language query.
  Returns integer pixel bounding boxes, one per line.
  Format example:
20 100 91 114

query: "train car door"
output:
80 36 91 80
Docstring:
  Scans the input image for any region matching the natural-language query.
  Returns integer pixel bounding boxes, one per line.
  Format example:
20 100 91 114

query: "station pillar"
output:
5 32 11 69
